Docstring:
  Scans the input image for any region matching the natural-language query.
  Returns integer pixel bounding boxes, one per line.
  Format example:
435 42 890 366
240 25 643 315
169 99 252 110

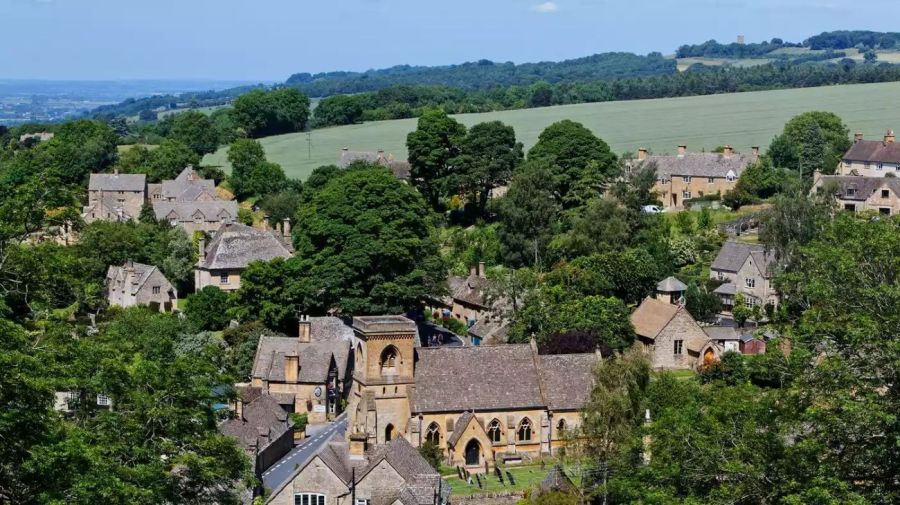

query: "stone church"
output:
346 315 599 472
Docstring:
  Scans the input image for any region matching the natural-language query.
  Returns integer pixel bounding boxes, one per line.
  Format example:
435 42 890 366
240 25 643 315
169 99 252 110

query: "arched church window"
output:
425 422 440 445
487 419 502 443
517 418 532 442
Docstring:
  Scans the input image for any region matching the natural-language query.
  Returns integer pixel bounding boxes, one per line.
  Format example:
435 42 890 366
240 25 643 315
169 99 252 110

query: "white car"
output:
641 205 664 214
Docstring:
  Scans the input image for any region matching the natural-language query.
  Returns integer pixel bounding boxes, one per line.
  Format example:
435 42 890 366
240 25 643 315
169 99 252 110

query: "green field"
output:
203 81 900 181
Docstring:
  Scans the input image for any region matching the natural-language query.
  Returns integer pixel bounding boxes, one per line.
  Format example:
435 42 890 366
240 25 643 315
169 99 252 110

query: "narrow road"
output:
262 413 348 493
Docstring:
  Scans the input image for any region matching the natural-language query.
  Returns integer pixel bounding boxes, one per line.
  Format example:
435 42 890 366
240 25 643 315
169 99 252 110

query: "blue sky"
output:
3 0 900 81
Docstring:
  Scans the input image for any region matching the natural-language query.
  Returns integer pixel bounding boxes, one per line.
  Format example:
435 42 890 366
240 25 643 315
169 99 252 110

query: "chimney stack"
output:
854 132 864 143
284 355 299 383
723 145 734 157
637 147 648 161
677 144 686 157
113 168 119 176
470 265 478 277
478 261 486 278
262 215 270 230
298 315 311 343
198 238 206 262
349 433 368 459
282 218 291 239
751 146 760 157
885 129 895 144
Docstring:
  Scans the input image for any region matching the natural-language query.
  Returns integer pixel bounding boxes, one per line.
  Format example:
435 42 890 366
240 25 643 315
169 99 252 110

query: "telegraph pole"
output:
351 467 356 505
307 131 312 160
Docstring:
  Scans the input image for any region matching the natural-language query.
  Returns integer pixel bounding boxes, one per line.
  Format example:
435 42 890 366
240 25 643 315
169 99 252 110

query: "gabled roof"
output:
106 262 172 295
219 394 291 457
447 411 477 447
842 138 900 164
539 465 578 495
703 326 741 341
630 297 679 340
657 276 687 293
449 272 494 309
537 354 597 410
814 174 900 201
199 223 293 270
88 172 146 192
152 200 238 223
713 282 736 296
251 317 354 383
642 152 756 179
711 241 774 277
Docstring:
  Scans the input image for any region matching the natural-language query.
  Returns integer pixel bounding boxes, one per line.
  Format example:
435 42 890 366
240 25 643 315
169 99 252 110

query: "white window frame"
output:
219 273 228 285
726 174 736 182
674 340 684 355
356 499 370 505
96 394 111 407
295 493 326 505
682 176 691 183
682 191 692 200
745 278 756 288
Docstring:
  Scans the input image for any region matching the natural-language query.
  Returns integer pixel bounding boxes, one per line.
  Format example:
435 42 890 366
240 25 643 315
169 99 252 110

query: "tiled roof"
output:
251 317 354 383
83 193 137 221
449 272 494 309
642 152 755 179
88 172 146 192
219 394 291 457
446 411 477 447
814 175 900 202
539 465 578 495
703 326 741 341
537 354 596 410
842 138 900 164
106 262 172 295
657 276 687 293
152 200 238 223
711 241 773 277
713 282 736 296
630 297 679 340
467 319 509 344
199 223 293 270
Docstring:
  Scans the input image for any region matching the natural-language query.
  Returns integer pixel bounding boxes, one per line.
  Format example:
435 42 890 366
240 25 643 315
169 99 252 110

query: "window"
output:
698 191 704 198
682 191 692 200
517 418 532 442
682 176 692 183
67 391 78 401
96 394 111 407
745 278 756 288
879 207 891 215
356 500 370 505
488 419 502 443
556 418 567 433
726 174 736 182
707 177 715 184
674 340 683 355
169 219 178 226
716 271 724 281
152 286 160 294
425 422 441 445
844 203 856 212
846 188 856 197
745 296 757 308
877 162 883 171
219 274 228 285
380 346 399 375
295 493 326 505
882 189 890 199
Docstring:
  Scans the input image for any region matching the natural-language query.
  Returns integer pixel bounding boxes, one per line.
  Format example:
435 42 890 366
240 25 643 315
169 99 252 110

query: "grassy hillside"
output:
203 81 900 180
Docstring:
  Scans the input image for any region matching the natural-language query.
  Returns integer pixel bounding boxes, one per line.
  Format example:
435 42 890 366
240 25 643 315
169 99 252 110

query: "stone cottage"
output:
195 223 293 291
106 261 176 312
220 388 294 477
710 241 778 311
837 130 900 177
82 171 147 223
631 297 720 370
812 173 900 216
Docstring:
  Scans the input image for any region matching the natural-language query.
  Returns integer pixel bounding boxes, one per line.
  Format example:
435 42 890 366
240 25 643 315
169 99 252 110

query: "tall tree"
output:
498 162 560 268
453 120 523 216
169 111 220 156
226 138 286 198
406 108 467 209
768 111 851 176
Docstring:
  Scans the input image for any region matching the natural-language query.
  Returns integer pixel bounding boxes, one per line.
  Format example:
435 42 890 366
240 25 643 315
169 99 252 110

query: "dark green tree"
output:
768 111 851 176
169 111 220 155
453 120 523 216
406 108 467 209
498 162 560 268
184 285 231 331
226 138 286 198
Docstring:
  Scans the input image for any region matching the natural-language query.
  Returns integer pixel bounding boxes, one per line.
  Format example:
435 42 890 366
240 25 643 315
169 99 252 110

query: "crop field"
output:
203 81 900 181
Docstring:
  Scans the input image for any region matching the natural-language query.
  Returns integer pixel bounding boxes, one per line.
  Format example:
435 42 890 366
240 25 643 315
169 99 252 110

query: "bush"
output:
184 286 231 331
419 441 443 470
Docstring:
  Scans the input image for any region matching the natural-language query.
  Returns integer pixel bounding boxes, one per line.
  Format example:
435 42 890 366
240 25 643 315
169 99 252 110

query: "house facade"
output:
250 316 358 425
195 223 293 292
345 316 598 472
812 174 900 216
837 130 900 177
106 261 176 312
82 171 147 223
710 241 778 310
631 297 721 370
266 436 449 505
434 263 509 345
150 166 237 233
633 145 758 211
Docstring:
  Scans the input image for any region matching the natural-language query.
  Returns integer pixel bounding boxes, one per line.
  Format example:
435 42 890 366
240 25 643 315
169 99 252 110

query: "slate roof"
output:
447 411 477 447
199 223 293 270
643 152 756 179
83 193 137 221
703 326 741 341
106 262 172 295
713 282 736 296
657 276 687 293
467 319 509 344
88 172 146 192
219 394 291 457
711 241 774 277
814 175 900 201
537 354 597 410
630 297 679 340
842 137 900 164
412 344 599 413
152 200 238 223
251 317 354 383
449 272 494 309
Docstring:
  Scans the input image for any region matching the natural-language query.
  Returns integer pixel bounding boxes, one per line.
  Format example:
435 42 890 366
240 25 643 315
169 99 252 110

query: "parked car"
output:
642 205 664 214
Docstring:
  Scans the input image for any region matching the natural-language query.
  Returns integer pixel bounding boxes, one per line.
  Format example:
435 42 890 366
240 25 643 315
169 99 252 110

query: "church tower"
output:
346 315 417 445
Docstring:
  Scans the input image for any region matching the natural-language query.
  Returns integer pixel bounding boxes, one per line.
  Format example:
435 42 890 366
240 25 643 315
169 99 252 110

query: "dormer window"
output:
846 187 856 197
882 189 890 198
682 176 691 183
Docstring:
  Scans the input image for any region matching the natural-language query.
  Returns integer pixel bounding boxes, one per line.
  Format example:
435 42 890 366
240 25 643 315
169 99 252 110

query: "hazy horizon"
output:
3 0 900 82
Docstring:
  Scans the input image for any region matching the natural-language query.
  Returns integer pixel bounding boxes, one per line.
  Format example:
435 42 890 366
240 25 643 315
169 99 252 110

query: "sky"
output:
3 0 900 82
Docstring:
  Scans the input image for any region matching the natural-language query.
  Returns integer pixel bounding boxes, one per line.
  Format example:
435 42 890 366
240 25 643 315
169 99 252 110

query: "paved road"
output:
262 413 348 493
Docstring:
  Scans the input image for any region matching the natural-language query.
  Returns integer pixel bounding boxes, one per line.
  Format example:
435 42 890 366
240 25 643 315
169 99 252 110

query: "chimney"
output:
854 132 864 143
262 215 270 230
885 129 895 144
677 144 686 157
478 261 486 279
723 145 734 157
113 168 119 176
198 238 206 262
751 146 760 157
349 433 368 459
470 265 478 277
234 397 244 420
638 147 648 161
284 355 299 383
298 315 311 343
282 218 291 239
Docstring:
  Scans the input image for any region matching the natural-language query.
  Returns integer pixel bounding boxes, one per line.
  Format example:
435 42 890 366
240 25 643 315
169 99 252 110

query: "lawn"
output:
442 463 570 497
203 81 900 181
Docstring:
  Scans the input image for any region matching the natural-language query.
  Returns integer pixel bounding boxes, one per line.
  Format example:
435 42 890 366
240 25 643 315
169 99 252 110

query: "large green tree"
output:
406 108 467 209
232 88 310 138
452 120 523 216
226 138 287 199
498 162 560 268
768 111 851 177
169 111 220 156
527 120 618 207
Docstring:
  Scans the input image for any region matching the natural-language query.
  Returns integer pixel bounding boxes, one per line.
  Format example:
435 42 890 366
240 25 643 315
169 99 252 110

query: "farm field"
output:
203 81 900 181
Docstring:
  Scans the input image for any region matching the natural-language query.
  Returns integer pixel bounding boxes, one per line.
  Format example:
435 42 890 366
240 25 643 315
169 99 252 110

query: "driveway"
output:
262 412 348 493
